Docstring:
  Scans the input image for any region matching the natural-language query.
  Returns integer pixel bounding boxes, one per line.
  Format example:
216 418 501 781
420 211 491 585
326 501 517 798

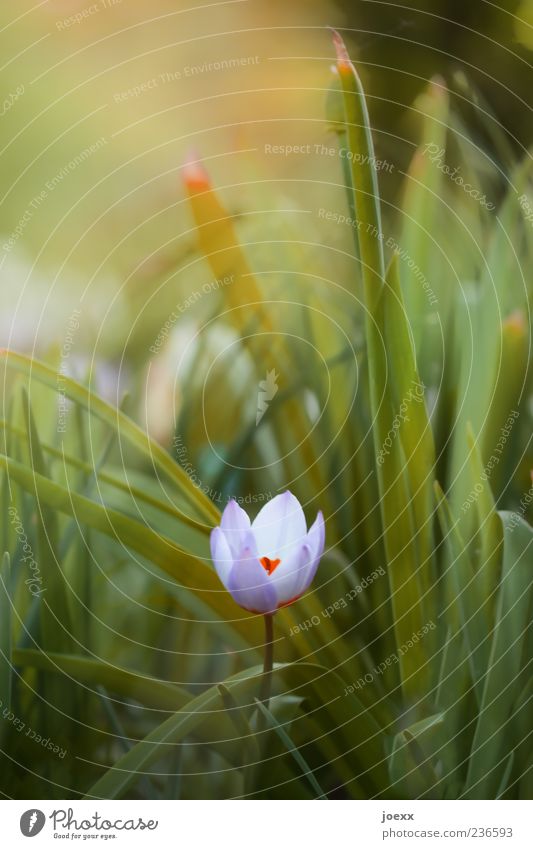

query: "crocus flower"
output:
210 492 325 614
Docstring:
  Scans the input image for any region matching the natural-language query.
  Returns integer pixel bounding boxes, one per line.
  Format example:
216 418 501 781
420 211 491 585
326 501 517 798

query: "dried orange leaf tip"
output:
330 28 352 72
182 151 211 191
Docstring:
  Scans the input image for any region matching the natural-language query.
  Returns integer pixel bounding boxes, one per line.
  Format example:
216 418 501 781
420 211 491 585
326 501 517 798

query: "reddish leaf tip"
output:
429 74 447 98
182 150 211 191
330 28 351 71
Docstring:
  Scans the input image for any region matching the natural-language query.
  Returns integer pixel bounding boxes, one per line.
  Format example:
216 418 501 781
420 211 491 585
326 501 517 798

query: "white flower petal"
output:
252 491 307 559
272 512 325 605
220 499 251 557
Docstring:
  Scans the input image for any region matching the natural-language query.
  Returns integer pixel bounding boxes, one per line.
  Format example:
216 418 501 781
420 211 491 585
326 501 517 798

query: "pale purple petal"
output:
220 499 251 557
295 511 326 594
307 511 325 561
227 548 278 614
299 548 322 598
270 543 313 606
210 526 234 587
252 491 307 559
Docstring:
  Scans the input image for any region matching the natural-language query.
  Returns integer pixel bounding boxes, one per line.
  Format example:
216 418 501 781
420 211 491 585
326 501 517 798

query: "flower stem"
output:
259 613 274 708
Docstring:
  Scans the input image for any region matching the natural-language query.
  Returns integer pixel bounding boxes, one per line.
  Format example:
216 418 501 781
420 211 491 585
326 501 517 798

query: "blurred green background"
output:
1 0 532 801
1 0 532 372
0 0 533 282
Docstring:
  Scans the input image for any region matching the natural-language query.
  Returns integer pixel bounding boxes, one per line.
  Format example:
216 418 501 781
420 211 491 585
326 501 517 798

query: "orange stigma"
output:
260 556 281 575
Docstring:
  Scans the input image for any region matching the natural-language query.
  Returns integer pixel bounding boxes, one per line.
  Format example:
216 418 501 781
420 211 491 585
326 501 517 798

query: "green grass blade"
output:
434 627 471 787
0 452 258 643
465 423 504 591
1 350 219 525
253 696 327 798
332 31 433 702
464 512 533 798
434 481 484 702
0 553 12 713
496 751 514 799
87 661 387 799
400 77 449 353
332 29 385 303
384 254 437 613
21 388 74 655
86 663 269 799
389 713 444 799
13 648 191 712
0 419 208 536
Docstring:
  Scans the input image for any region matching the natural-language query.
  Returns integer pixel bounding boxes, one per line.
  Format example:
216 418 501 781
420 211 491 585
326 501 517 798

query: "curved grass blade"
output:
182 154 268 329
13 648 191 713
13 648 248 764
253 696 326 798
0 553 12 714
86 663 268 799
332 31 433 702
400 76 449 352
332 29 385 304
434 481 485 704
86 662 387 799
0 349 219 525
464 512 533 798
389 713 444 799
0 452 259 643
465 423 503 605
384 255 436 614
1 419 209 536
21 389 74 655
96 685 161 798
496 751 514 799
